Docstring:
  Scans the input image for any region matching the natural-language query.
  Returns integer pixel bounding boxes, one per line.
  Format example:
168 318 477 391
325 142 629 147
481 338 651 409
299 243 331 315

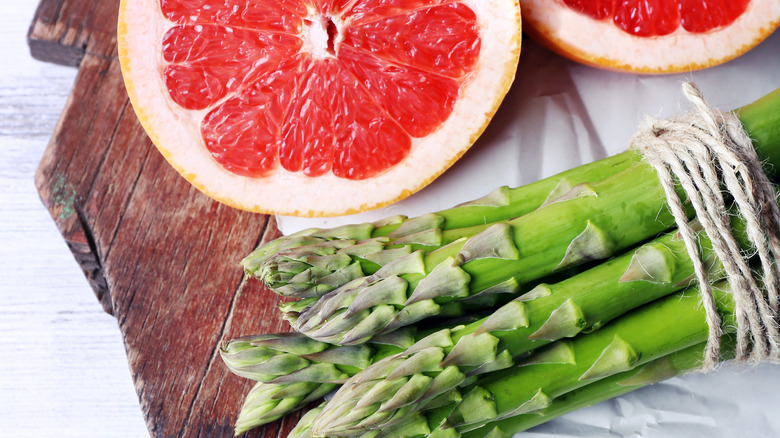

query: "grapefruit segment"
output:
610 0 679 37
200 55 302 178
343 3 481 78
678 0 749 33
522 0 779 73
160 0 306 32
337 44 459 138
118 0 522 216
343 0 452 24
563 0 750 36
280 58 339 178
329 61 411 180
162 25 302 110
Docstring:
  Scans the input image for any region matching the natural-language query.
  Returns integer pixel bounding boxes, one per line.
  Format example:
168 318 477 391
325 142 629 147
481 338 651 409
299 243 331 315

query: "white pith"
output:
302 14 342 60
118 0 522 216
521 0 780 72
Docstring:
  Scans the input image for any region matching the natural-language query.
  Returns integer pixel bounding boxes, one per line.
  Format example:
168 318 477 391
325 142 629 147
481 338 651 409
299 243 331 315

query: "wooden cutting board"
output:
29 1 302 436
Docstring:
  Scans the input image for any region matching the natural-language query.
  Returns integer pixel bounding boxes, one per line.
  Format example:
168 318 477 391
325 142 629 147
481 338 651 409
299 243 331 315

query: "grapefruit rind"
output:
521 0 780 74
118 0 522 217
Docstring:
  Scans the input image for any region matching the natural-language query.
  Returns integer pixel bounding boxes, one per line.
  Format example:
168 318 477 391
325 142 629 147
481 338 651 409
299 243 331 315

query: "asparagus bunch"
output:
311 281 740 437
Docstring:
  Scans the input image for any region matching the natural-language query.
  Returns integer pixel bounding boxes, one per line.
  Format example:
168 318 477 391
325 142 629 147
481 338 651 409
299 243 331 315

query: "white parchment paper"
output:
278 31 780 436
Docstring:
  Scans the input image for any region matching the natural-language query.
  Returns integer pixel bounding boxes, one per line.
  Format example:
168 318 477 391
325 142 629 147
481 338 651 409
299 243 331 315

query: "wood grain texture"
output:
30 0 297 435
27 0 119 65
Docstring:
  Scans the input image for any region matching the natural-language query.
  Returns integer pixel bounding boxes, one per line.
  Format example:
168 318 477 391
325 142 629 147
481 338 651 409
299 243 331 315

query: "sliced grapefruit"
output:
521 0 780 73
117 0 522 217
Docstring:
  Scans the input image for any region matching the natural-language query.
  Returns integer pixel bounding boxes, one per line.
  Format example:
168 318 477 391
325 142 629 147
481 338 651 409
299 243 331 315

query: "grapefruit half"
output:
118 0 522 217
521 0 780 73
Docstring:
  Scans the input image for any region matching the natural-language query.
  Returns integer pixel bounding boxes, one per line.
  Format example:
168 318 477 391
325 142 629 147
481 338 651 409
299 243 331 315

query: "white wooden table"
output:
0 1 148 436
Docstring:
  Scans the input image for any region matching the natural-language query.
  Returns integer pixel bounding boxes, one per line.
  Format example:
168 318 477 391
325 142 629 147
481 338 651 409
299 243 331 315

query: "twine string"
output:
632 82 780 370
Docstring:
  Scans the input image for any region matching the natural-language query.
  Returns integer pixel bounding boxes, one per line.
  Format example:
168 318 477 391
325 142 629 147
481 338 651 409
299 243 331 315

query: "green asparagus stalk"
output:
286 337 735 438
459 336 737 438
738 87 780 180
312 281 739 437
221 313 489 384
233 381 337 434
252 158 681 300
220 329 417 384
289 403 326 438
241 150 644 291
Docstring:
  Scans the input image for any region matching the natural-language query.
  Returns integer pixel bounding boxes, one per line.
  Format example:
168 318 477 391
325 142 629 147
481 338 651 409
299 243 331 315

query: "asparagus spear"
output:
234 381 337 434
241 150 644 289
223 331 408 435
221 312 489 383
738 87 780 180
286 337 735 438
289 403 326 438
312 281 739 437
220 329 417 384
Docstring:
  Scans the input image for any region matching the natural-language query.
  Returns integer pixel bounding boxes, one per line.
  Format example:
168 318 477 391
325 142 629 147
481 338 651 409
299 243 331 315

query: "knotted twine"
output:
631 82 780 371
